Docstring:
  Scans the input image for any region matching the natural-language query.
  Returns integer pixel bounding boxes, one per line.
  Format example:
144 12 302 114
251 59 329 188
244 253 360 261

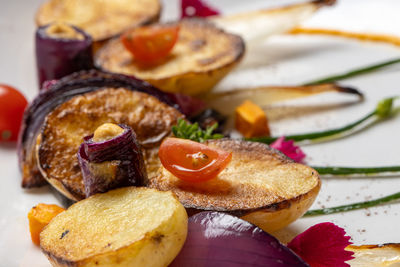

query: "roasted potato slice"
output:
95 19 245 95
40 187 188 267
37 88 184 201
150 139 320 233
35 0 161 42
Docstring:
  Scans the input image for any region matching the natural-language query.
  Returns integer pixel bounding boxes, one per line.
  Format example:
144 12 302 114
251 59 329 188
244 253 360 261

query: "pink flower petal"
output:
287 222 354 267
181 0 220 18
270 136 306 162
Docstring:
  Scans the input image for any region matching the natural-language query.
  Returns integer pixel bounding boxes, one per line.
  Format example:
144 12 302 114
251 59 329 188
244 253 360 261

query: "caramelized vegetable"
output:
35 23 93 87
211 0 336 43
40 187 188 267
37 87 183 201
78 124 147 197
18 70 181 189
96 19 245 95
151 139 320 233
347 244 400 266
36 0 161 42
27 203 65 246
235 100 270 138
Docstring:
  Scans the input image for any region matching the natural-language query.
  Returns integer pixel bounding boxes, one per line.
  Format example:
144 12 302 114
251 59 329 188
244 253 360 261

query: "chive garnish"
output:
304 191 400 216
246 97 398 145
304 58 400 85
312 166 400 176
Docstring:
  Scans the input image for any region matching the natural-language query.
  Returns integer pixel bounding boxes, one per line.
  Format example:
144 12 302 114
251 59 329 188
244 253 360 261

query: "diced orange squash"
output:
235 100 271 138
27 203 65 246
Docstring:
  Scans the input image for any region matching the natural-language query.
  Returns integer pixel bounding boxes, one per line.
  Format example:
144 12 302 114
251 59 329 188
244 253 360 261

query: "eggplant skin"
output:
150 139 321 233
96 18 245 95
37 88 184 201
35 0 161 42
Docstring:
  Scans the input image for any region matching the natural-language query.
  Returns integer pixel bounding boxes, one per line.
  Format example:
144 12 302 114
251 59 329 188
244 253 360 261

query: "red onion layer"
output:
78 125 147 197
35 24 93 88
171 211 309 267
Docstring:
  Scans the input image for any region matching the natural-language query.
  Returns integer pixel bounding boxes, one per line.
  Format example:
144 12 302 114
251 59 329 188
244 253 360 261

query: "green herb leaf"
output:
172 119 223 143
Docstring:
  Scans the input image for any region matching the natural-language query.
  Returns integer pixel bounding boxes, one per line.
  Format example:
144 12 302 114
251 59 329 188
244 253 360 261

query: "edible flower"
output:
288 222 354 267
270 136 306 162
181 0 220 18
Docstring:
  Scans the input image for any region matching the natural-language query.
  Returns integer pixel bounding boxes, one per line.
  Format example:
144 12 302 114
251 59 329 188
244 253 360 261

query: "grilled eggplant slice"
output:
19 70 179 189
150 139 320 233
95 19 245 95
37 88 184 201
35 0 161 42
40 187 188 267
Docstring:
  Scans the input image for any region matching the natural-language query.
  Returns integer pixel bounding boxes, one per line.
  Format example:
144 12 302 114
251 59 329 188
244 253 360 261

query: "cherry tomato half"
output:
0 84 28 142
158 138 232 182
121 24 180 64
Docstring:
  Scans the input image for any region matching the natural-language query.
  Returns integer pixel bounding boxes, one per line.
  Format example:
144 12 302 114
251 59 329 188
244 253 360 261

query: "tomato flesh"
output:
0 84 28 142
121 24 180 64
159 138 232 182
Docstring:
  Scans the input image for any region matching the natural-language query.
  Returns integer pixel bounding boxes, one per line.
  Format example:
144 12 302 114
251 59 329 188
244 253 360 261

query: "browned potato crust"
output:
150 139 321 232
40 187 188 267
38 88 183 201
95 19 245 95
35 0 161 42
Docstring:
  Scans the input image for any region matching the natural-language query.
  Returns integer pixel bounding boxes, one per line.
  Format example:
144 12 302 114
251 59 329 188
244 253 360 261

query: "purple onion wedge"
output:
36 23 93 88
170 211 309 267
18 70 180 188
78 124 147 197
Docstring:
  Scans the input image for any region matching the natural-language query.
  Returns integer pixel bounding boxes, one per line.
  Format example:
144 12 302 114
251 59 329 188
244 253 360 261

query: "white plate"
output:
1 0 399 266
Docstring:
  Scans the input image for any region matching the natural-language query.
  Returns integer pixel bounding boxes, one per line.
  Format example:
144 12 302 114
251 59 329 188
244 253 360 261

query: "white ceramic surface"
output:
0 0 399 266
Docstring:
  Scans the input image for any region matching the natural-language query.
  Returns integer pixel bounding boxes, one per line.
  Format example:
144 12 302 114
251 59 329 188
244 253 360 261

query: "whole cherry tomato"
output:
121 24 180 64
158 137 232 182
0 84 28 142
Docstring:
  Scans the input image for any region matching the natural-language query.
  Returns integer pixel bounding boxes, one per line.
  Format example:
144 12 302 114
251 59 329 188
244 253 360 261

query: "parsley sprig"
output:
172 119 223 143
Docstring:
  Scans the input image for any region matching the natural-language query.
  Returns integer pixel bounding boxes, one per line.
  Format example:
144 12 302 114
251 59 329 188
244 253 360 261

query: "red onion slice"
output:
171 211 309 267
35 23 93 88
77 124 147 197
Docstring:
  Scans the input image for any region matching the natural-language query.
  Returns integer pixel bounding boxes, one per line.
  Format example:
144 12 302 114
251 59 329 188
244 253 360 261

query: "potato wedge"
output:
150 139 321 232
37 88 183 201
95 19 245 95
35 0 161 42
40 187 188 267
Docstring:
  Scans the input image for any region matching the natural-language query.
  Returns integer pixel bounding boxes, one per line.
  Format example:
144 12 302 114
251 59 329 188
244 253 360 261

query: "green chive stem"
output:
313 166 400 176
246 111 376 145
246 97 398 145
304 58 400 85
304 191 400 216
